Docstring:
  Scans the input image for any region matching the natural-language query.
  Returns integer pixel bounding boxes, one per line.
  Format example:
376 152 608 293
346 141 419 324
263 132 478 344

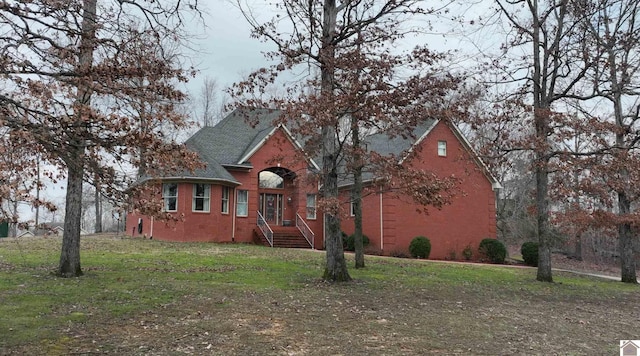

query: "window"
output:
259 171 284 189
236 190 248 217
437 140 447 157
192 184 210 212
306 194 317 220
162 183 178 212
221 186 230 214
350 199 356 217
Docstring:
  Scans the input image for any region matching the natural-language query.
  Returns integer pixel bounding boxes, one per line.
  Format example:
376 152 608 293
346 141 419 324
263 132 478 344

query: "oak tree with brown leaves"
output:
0 0 201 277
232 0 465 281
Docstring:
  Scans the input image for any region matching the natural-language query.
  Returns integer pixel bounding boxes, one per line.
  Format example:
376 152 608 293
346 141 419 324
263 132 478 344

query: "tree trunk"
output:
574 232 582 261
10 199 17 238
352 114 364 269
572 169 582 261
94 176 102 233
606 19 638 283
535 155 553 282
320 0 350 282
35 159 40 229
618 192 637 283
57 0 96 278
58 154 84 277
531 0 553 282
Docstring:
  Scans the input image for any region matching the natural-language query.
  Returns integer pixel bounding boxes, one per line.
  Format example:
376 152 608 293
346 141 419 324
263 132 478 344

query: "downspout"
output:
323 212 326 250
150 216 154 238
379 190 384 253
231 188 236 242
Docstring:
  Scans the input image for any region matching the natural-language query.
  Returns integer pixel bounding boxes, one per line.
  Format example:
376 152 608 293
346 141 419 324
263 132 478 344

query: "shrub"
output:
409 236 431 259
389 249 410 258
462 245 473 261
343 233 370 251
521 241 539 267
364 246 383 256
479 238 506 264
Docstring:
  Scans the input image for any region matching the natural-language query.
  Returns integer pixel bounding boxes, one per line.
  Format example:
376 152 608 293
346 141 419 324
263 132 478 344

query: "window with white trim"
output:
221 186 230 214
437 140 447 157
306 194 317 220
192 184 210 212
236 190 248 217
162 183 178 212
350 199 356 216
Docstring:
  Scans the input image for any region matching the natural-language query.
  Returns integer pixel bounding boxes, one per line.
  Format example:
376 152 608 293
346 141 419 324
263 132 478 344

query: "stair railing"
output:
295 213 314 249
257 211 273 247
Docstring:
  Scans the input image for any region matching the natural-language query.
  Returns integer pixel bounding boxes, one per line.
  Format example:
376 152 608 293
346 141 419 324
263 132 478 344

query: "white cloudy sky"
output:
185 1 275 97
183 1 500 101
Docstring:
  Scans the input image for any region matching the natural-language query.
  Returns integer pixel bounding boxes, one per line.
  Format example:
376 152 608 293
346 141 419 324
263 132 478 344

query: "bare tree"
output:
570 0 640 283
197 77 225 127
489 0 589 282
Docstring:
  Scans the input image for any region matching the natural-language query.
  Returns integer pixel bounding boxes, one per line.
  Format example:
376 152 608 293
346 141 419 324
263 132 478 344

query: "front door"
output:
259 193 283 226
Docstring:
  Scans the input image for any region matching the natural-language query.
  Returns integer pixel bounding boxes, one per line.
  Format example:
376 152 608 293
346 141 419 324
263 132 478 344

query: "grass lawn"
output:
0 234 638 355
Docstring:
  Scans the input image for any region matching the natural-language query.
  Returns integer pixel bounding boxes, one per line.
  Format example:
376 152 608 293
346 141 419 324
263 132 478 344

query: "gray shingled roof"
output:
184 138 239 184
336 119 438 186
186 108 281 167
183 108 442 186
181 108 282 182
363 119 437 157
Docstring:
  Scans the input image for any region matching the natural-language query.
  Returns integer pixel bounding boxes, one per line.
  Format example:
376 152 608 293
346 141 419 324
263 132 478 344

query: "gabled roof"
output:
336 119 438 186
365 119 438 159
186 108 280 167
337 118 500 189
182 108 499 189
183 108 320 182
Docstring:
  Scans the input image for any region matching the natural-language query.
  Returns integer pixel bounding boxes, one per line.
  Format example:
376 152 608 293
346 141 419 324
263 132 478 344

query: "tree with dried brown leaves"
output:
232 0 465 281
0 0 201 277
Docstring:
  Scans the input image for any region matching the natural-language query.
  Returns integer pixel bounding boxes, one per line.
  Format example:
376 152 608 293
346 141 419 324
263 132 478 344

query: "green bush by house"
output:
521 241 539 267
343 233 370 251
479 238 506 264
462 244 474 261
409 236 431 259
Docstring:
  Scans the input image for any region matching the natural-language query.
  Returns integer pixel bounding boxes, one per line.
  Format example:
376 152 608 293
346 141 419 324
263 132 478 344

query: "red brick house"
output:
126 108 500 259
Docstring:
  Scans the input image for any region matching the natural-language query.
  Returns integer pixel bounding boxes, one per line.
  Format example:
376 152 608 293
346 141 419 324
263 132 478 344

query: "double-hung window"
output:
221 186 230 214
437 140 447 157
162 183 178 212
236 190 248 217
306 194 317 220
192 184 211 212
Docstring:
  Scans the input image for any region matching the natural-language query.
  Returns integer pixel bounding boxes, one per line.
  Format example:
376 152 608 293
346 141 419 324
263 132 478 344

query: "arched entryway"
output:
258 167 297 226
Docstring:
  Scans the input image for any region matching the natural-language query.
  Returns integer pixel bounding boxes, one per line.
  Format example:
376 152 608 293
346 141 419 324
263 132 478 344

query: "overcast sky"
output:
183 1 498 103
186 1 274 97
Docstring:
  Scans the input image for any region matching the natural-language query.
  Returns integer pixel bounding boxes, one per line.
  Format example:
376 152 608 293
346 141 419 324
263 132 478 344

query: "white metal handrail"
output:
257 211 273 247
295 213 314 249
